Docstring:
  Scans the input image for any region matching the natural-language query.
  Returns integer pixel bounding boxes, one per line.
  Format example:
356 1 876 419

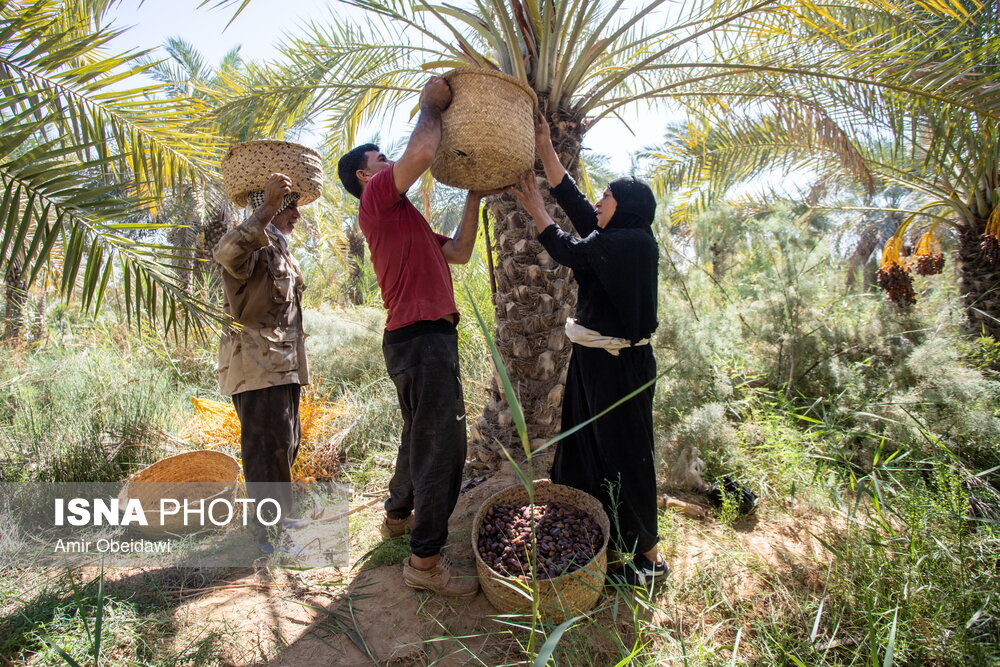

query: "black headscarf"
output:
606 177 657 230
585 177 659 343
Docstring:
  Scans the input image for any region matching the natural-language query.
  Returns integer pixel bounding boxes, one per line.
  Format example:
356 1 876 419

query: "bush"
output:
816 463 1000 665
304 305 386 390
0 341 175 482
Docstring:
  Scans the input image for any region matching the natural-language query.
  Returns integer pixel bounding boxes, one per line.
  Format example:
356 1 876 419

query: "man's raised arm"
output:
214 173 291 280
392 77 452 195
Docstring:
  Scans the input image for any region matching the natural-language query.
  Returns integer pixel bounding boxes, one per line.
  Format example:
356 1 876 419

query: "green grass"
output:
0 567 236 666
355 536 412 571
0 339 182 483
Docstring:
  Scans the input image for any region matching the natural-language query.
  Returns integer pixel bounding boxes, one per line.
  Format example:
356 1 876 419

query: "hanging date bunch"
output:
876 236 916 308
912 230 945 276
982 208 1000 264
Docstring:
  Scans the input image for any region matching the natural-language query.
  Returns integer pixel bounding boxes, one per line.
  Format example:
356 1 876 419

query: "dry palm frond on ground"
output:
189 386 356 481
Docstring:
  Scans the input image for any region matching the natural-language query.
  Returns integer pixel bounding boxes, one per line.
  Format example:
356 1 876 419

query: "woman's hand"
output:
532 111 567 188
511 172 545 215
511 171 556 235
533 111 553 152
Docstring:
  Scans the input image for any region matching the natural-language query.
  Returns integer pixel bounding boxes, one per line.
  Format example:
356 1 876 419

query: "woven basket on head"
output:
431 68 538 191
221 140 323 207
471 480 610 622
119 451 240 538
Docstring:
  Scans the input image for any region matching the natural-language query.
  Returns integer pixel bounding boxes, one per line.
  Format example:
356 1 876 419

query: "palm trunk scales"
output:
470 122 584 465
959 215 1000 339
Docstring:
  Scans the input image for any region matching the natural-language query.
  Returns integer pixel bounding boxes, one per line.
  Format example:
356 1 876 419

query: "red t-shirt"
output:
358 165 459 330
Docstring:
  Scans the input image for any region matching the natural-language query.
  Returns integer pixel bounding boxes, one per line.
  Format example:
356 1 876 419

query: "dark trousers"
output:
551 344 659 555
382 328 467 558
232 383 301 533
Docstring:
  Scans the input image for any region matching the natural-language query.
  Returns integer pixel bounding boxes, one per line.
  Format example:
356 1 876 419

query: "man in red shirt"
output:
337 76 491 597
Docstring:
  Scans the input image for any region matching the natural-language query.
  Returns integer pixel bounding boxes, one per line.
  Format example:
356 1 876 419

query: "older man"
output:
214 172 308 554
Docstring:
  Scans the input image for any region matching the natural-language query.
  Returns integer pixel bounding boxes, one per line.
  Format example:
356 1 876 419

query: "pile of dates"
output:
477 502 603 580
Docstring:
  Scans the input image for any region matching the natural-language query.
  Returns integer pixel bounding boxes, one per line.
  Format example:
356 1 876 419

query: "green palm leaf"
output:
1 0 228 336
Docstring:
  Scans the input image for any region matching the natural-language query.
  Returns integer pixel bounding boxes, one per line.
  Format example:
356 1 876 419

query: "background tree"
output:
646 0 1000 334
140 38 248 294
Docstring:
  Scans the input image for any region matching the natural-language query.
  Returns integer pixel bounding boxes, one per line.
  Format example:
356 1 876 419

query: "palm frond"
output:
0 0 229 336
0 128 222 337
1 1 223 197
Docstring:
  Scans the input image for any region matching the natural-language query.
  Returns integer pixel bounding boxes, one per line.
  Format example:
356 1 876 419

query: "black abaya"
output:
537 174 660 554
552 344 658 553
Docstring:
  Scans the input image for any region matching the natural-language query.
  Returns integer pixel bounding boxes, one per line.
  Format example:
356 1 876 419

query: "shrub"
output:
303 305 386 390
0 345 173 482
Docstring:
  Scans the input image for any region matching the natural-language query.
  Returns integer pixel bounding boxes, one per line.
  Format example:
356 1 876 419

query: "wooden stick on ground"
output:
658 494 710 520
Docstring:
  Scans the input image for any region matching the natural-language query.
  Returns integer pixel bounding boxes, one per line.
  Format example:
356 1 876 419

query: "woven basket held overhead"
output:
119 451 241 538
431 68 538 191
471 480 610 623
221 140 324 207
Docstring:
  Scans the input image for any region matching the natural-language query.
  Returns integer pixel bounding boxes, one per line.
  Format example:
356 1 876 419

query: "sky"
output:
108 0 675 175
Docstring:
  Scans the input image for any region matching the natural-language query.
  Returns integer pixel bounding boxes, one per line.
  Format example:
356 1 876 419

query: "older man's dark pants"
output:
233 384 301 537
382 321 467 558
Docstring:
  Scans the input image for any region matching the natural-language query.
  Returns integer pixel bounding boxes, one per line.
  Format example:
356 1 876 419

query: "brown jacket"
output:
213 210 309 395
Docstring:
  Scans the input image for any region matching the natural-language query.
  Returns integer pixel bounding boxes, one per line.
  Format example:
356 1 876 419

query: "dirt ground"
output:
146 469 842 666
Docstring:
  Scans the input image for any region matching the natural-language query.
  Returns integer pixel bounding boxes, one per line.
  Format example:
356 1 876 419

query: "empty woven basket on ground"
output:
431 68 538 191
221 140 323 207
119 451 240 538
471 480 610 622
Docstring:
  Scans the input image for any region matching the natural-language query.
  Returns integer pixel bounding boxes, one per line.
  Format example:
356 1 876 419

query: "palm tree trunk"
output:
169 183 227 296
345 225 367 306
2 257 26 341
469 118 584 465
959 216 1000 338
845 226 879 291
168 224 194 292
710 242 727 280
32 292 46 342
198 202 229 295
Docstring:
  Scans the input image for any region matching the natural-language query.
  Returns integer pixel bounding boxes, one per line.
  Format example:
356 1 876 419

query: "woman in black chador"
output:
512 113 665 586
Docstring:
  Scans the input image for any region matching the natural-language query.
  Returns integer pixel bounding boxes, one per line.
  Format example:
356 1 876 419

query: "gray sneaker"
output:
280 517 311 530
403 554 479 597
255 530 304 557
